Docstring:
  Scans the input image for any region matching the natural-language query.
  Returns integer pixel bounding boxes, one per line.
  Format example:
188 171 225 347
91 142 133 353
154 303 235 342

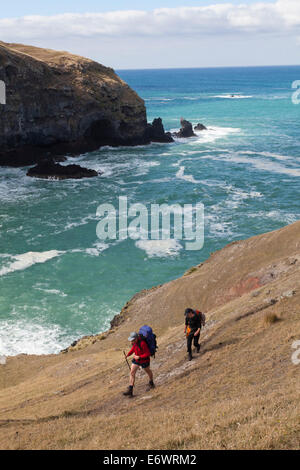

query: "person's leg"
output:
144 365 153 382
194 333 200 352
130 363 139 387
187 332 193 360
123 363 139 396
144 365 155 390
187 333 193 353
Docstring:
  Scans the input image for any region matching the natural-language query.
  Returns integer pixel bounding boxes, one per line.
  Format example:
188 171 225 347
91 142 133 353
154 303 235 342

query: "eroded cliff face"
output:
0 42 148 166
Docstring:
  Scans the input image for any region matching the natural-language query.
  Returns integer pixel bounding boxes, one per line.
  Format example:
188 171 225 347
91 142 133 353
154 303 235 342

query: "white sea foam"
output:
212 94 253 99
85 241 109 256
145 97 174 102
134 160 161 176
135 239 182 257
97 143 149 152
86 158 160 179
207 185 264 215
0 250 63 277
171 152 208 169
147 177 173 184
208 221 235 238
201 152 300 177
0 170 48 202
225 188 263 209
121 176 173 186
33 284 68 297
176 166 200 184
193 126 241 144
171 125 240 145
237 157 300 177
248 211 299 224
182 96 200 101
63 214 97 231
70 239 119 256
118 179 144 186
0 319 72 356
237 150 293 161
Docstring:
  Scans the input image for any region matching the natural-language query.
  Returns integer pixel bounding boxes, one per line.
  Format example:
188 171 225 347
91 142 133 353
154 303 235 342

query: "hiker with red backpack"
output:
184 308 205 361
123 327 157 397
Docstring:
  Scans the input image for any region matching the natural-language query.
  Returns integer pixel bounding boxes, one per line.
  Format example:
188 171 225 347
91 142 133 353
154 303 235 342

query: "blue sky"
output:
0 1 300 69
0 1 277 17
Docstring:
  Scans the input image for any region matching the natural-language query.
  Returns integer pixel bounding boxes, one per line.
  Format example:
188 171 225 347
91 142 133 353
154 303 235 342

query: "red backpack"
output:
194 310 206 328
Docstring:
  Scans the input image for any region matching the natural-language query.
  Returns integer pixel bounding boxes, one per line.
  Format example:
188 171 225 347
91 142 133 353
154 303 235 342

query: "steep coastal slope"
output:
0 42 159 166
0 221 299 449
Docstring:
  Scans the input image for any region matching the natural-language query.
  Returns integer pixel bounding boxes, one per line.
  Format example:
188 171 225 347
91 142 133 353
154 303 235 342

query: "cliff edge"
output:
0 42 152 166
0 221 299 449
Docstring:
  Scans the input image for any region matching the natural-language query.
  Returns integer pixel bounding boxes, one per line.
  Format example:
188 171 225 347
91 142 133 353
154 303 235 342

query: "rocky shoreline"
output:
0 42 210 171
0 41 173 167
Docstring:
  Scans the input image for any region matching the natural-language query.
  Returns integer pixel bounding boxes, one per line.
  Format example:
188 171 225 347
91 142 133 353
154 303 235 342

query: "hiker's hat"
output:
128 332 138 341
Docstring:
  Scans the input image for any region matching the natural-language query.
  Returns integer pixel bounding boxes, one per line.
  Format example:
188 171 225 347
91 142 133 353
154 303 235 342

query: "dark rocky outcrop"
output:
145 118 174 143
26 159 99 179
194 123 207 131
0 41 172 166
173 118 196 138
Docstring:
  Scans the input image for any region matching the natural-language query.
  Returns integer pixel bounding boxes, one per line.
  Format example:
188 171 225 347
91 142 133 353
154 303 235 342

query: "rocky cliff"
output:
0 42 165 166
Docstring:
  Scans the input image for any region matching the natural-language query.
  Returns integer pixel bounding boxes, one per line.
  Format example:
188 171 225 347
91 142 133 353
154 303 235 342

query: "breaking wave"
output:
135 239 182 257
0 250 63 277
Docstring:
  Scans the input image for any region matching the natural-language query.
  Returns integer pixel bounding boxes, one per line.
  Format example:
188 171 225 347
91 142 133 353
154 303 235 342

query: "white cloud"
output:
0 1 300 41
276 0 300 27
1 1 300 68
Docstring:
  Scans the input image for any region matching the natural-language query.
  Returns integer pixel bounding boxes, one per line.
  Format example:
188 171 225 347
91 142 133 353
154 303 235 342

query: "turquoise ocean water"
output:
0 66 300 355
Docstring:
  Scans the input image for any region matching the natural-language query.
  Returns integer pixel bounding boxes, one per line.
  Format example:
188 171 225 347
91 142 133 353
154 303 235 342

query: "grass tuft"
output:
264 312 281 326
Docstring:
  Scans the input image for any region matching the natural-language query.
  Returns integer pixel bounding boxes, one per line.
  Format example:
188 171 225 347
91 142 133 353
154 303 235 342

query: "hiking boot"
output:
123 386 133 397
196 345 201 354
188 353 193 361
146 380 155 392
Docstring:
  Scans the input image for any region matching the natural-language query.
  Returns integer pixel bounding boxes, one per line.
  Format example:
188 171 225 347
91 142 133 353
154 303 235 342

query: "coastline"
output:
0 220 299 449
28 219 298 357
0 41 163 167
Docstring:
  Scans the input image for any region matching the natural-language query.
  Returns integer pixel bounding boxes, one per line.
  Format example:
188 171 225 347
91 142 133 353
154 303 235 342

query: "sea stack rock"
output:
27 159 99 180
194 123 207 131
146 118 174 143
0 41 165 166
174 118 196 138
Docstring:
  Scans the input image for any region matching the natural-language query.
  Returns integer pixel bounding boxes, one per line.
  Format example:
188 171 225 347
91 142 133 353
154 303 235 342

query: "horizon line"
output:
116 64 300 71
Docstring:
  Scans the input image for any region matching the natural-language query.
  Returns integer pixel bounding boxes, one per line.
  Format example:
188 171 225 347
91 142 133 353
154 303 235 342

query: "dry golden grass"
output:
0 221 299 450
264 312 281 326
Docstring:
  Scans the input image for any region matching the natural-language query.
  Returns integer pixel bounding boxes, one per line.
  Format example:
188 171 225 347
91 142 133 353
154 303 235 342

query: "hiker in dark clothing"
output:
123 332 155 397
184 308 201 361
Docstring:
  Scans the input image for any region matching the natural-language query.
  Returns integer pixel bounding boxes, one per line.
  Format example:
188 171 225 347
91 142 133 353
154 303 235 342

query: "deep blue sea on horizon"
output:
1 66 299 355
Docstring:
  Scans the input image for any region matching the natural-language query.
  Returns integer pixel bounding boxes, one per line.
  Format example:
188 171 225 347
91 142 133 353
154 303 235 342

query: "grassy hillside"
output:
0 221 299 449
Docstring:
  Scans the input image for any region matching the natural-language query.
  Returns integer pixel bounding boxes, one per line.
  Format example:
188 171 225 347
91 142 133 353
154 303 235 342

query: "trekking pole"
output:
123 351 131 370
